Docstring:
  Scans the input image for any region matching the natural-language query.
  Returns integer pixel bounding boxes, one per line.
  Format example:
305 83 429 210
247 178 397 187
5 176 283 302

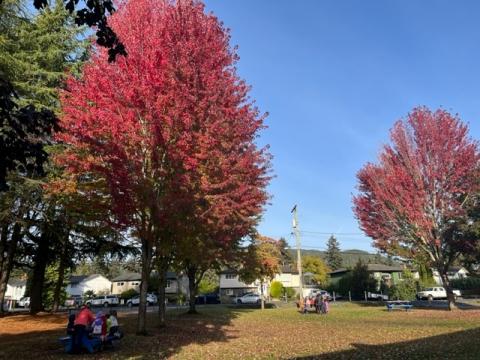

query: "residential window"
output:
166 280 172 288
117 282 124 286
226 289 233 295
225 274 236 280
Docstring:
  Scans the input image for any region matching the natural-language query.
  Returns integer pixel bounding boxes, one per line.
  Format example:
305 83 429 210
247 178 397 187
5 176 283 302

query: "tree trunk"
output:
260 280 265 310
137 238 153 335
440 271 457 311
0 223 20 314
0 224 9 273
157 259 168 328
29 232 50 314
52 233 69 312
187 265 198 314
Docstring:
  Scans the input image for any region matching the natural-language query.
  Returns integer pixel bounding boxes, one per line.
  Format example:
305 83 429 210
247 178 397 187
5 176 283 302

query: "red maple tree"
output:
353 107 480 309
58 0 270 331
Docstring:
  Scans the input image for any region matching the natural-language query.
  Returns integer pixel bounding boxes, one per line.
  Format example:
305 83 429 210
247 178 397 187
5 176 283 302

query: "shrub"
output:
120 288 138 300
389 270 417 301
83 290 95 299
450 277 480 290
284 287 296 300
177 293 187 305
269 281 283 298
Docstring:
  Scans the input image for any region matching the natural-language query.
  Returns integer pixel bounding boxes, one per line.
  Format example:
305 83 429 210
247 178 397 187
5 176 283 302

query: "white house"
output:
273 265 301 289
432 266 469 285
5 279 26 301
219 269 262 301
66 274 112 296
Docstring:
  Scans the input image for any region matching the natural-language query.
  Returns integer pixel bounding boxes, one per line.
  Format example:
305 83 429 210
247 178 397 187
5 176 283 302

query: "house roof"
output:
70 275 89 284
166 271 178 280
69 274 110 284
447 266 467 273
329 268 349 275
366 264 404 272
220 268 238 275
281 264 299 274
8 279 26 287
111 273 142 282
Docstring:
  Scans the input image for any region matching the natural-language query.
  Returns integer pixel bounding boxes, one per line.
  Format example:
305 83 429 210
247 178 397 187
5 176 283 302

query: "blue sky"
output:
204 0 480 252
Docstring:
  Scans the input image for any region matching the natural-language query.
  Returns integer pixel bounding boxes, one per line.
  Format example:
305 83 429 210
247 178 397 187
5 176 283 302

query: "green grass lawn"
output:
1 302 479 359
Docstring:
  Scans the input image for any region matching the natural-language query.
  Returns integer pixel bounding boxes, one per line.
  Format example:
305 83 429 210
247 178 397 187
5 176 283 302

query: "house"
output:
111 273 142 294
111 271 190 297
219 269 262 301
5 279 26 301
273 265 300 288
432 266 469 285
164 271 189 297
66 274 112 296
329 264 415 291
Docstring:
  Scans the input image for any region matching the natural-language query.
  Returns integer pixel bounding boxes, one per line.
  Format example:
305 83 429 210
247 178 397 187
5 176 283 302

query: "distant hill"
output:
288 249 399 269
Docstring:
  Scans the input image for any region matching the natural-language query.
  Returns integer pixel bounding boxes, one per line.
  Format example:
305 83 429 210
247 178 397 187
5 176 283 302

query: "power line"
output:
301 230 364 236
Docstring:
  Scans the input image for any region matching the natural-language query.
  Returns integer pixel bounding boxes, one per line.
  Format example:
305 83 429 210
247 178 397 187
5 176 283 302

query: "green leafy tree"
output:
198 269 219 295
42 262 68 310
389 270 417 301
121 289 139 300
350 260 377 299
326 235 342 270
1 0 85 110
83 290 95 299
269 280 283 299
301 255 330 287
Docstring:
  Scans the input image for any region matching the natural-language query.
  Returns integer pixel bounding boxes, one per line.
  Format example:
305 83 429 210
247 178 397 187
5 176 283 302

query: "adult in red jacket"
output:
73 305 95 353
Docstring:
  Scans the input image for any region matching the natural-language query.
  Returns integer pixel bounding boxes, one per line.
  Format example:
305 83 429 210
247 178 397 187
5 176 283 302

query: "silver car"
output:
235 293 261 304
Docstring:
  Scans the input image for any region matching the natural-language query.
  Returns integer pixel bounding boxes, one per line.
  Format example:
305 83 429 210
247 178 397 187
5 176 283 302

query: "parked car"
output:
85 295 120 307
416 287 461 301
195 293 220 304
310 290 333 301
367 292 389 301
234 293 261 304
126 293 158 307
65 295 83 307
18 297 30 308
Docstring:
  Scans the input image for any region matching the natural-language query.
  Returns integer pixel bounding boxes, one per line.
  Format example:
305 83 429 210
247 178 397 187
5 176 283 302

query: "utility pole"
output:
291 205 303 300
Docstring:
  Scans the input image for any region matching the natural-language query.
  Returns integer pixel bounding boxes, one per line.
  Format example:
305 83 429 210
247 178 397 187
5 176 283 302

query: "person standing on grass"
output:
321 295 329 314
303 297 309 314
315 294 322 314
73 304 95 353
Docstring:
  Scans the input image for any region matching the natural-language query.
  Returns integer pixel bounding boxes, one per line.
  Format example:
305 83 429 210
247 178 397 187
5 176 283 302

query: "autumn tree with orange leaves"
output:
58 0 270 333
353 107 480 310
239 236 282 310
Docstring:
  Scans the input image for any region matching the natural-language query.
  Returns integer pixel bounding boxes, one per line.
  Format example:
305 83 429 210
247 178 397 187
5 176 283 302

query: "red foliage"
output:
58 0 271 244
353 107 480 266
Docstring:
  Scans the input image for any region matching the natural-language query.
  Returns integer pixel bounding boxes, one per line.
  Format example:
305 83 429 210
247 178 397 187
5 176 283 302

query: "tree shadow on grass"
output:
288 327 480 359
0 305 253 359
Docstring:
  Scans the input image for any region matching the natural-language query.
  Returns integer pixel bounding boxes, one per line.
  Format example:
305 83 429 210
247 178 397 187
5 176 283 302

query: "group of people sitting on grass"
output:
298 293 330 315
63 304 123 354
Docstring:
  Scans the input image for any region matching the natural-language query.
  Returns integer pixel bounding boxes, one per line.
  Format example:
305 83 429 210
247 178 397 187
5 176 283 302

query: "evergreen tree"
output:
6 0 86 110
326 235 343 270
0 0 88 312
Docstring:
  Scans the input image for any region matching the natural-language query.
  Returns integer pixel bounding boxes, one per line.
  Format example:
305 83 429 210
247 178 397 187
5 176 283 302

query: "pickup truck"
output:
416 287 461 301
